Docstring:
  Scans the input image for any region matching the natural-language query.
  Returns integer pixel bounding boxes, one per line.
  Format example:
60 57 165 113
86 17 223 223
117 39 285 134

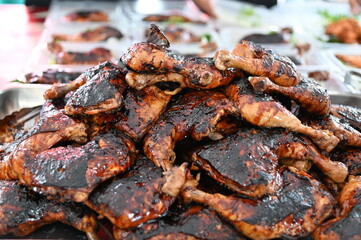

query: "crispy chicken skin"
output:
181 167 335 240
121 24 243 94
86 156 187 229
44 62 126 115
249 76 331 116
115 86 171 142
114 205 245 240
0 100 87 180
224 78 340 153
21 130 136 202
0 180 98 238
313 176 361 240
143 90 237 171
192 127 348 198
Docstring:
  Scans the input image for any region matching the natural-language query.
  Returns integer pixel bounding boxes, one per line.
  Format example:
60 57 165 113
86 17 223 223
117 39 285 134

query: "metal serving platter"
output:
0 85 48 120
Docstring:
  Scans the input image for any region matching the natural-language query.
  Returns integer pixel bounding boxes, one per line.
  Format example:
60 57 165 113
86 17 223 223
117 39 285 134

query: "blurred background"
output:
0 0 359 93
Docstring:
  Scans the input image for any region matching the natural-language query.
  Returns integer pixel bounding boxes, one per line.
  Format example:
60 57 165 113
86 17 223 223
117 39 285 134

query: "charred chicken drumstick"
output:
214 41 301 87
249 76 331 116
121 24 243 94
180 167 335 240
224 78 340 152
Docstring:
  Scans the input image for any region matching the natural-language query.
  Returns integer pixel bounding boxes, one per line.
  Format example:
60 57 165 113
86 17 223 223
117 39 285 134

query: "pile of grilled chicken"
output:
1 24 361 240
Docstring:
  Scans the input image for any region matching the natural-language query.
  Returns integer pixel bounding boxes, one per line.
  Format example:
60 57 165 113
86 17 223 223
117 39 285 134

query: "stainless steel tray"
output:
329 91 361 108
0 85 48 120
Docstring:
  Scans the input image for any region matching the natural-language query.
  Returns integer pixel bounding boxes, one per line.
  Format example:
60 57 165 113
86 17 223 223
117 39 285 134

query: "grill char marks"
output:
86 156 180 229
0 180 98 237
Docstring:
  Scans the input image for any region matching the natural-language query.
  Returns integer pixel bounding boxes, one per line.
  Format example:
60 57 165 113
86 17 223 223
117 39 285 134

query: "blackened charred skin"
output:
192 128 280 198
0 180 97 237
22 130 136 202
143 90 237 170
313 177 361 240
114 204 246 240
115 86 171 142
181 167 335 239
25 69 82 84
86 155 176 229
331 104 361 132
331 149 361 175
65 62 126 115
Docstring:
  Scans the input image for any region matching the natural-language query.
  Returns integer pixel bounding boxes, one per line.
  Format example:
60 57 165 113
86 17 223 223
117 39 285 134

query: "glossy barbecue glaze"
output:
114 205 246 240
0 180 98 237
86 156 179 229
143 90 237 170
181 167 335 239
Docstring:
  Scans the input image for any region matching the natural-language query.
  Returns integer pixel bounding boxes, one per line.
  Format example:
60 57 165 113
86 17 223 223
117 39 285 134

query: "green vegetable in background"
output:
317 9 351 24
201 33 212 43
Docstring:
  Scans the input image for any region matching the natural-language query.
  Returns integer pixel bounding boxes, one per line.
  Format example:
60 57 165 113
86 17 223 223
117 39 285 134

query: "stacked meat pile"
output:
1 24 361 240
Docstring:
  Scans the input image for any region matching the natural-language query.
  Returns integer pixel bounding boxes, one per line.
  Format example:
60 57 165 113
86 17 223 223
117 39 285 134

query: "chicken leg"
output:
224 78 339 152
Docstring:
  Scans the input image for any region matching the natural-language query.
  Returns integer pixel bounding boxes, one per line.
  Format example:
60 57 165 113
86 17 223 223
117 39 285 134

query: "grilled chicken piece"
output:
325 18 361 44
48 42 113 65
331 104 361 132
0 100 87 180
331 149 361 175
115 86 171 142
44 62 126 115
121 24 243 94
21 130 136 202
55 47 113 65
25 69 82 84
143 90 237 171
335 54 361 68
225 78 340 152
214 41 301 87
162 24 201 43
86 156 187 229
64 10 109 22
181 167 335 240
0 106 41 145
114 204 245 240
192 127 348 198
142 14 204 24
53 26 123 42
308 114 361 147
0 180 98 238
313 176 361 240
249 76 331 116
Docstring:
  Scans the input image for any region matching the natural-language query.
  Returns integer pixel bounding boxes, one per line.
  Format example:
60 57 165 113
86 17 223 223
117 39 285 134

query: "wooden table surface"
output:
0 5 46 90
